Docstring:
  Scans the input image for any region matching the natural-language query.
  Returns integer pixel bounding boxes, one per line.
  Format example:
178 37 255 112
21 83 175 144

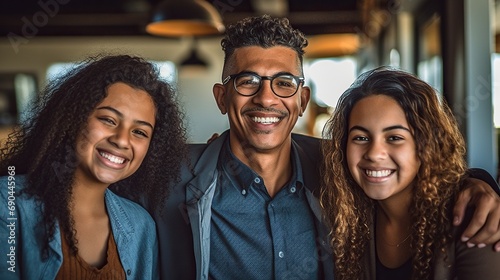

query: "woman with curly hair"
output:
0 54 187 279
321 66 500 279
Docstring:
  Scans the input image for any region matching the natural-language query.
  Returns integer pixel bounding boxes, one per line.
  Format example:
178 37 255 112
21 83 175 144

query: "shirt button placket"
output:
268 201 286 278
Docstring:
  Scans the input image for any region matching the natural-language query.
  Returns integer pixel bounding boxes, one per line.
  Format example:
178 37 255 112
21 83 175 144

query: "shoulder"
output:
0 175 32 216
442 207 500 278
291 133 321 154
0 174 27 191
291 133 321 146
188 131 229 160
185 131 228 173
188 143 209 157
0 174 31 204
446 233 500 278
105 190 155 228
291 133 322 164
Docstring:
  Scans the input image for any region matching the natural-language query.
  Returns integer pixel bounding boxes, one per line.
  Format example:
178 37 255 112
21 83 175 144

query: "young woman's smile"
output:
346 95 420 202
74 82 156 186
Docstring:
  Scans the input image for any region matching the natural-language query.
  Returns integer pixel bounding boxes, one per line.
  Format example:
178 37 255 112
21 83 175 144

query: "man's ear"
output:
299 85 311 117
213 83 227 115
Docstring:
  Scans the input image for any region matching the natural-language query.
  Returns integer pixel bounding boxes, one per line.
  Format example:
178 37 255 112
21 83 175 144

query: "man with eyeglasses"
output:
150 15 500 280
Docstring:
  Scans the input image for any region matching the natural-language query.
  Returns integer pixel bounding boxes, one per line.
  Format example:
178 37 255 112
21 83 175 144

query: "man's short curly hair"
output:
221 14 308 74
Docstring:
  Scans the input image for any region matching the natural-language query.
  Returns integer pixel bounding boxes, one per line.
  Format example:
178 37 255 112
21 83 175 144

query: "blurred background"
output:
0 0 499 179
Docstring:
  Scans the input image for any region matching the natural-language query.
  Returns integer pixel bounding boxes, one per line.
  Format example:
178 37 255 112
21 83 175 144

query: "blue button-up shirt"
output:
209 139 319 280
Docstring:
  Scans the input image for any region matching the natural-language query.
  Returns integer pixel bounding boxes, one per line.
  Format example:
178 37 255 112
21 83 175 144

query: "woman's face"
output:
346 94 420 202
74 82 156 186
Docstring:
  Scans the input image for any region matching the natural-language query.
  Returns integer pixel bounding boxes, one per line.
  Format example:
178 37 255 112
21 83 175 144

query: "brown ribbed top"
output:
55 231 126 280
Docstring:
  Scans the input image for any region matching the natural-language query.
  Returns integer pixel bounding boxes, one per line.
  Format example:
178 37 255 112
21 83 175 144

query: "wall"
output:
0 35 229 143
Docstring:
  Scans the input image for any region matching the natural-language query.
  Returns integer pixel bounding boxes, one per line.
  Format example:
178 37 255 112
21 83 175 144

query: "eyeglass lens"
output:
234 74 299 97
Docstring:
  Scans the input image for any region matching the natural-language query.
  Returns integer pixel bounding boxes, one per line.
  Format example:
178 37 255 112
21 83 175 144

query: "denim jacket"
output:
0 175 159 280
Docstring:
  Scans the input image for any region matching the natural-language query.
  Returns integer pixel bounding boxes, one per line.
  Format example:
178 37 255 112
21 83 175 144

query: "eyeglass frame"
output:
222 71 305 98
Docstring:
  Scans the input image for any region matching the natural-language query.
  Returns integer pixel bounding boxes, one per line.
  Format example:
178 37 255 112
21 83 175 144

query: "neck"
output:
375 192 412 248
71 171 108 217
375 203 413 267
377 203 410 225
376 204 411 231
230 139 292 198
374 186 414 267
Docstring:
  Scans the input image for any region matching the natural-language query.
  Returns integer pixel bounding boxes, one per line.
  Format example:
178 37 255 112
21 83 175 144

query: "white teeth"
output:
252 117 280 124
365 169 392 177
100 152 125 164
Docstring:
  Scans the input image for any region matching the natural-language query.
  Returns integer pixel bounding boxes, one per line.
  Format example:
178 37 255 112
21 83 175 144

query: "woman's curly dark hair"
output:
220 14 308 78
0 54 187 258
320 66 467 279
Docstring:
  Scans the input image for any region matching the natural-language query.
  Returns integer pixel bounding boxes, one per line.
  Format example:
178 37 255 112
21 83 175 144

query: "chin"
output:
362 189 388 201
95 174 125 185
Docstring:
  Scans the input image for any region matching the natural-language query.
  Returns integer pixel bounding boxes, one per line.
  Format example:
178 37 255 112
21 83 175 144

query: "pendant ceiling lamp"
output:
146 0 225 37
180 39 208 67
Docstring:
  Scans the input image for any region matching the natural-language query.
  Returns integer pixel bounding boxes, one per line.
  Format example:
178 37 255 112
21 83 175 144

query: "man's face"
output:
213 46 310 157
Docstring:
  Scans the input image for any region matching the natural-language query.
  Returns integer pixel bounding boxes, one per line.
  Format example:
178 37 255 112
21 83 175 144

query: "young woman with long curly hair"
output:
321 67 500 279
0 54 187 279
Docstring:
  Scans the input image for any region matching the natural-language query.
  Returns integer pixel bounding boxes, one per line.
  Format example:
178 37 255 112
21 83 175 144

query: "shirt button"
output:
278 251 284 258
290 186 296 193
127 269 131 275
241 189 247 195
254 177 261 184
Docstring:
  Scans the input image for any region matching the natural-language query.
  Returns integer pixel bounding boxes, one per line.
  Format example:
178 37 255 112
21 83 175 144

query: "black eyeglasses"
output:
222 72 305 98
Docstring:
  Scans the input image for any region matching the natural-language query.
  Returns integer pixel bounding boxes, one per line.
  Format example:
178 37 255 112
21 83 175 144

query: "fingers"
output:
453 186 471 226
462 194 500 246
207 133 220 144
495 241 500 252
454 177 500 250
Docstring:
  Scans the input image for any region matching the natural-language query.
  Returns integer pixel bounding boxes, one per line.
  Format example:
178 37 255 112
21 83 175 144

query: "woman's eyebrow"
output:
96 106 154 129
349 125 410 133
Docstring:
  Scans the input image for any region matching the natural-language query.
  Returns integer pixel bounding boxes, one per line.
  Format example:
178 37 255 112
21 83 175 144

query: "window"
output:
303 57 357 137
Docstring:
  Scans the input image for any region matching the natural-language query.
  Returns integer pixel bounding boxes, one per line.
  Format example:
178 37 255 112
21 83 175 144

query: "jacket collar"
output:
46 190 133 254
290 138 320 195
47 222 63 263
104 189 133 244
188 130 321 196
186 131 229 202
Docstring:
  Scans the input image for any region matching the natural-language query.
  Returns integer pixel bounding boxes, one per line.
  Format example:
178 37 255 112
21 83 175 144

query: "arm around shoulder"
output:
451 209 500 279
468 168 500 195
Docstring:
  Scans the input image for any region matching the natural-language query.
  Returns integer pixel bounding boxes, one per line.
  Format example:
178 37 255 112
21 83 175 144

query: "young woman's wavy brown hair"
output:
0 54 187 259
320 66 467 279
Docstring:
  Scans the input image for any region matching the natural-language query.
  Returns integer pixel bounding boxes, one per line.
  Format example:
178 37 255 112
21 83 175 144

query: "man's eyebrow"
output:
96 106 154 129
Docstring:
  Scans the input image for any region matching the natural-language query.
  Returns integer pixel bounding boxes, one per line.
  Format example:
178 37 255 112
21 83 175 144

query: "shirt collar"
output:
218 136 305 196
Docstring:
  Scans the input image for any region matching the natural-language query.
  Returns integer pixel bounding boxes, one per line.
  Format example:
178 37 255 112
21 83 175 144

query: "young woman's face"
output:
346 94 420 202
74 82 156 186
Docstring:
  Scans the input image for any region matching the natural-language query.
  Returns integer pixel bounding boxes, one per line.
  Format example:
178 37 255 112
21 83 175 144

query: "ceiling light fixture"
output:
305 34 361 58
180 39 208 67
146 0 225 37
